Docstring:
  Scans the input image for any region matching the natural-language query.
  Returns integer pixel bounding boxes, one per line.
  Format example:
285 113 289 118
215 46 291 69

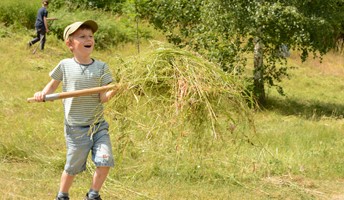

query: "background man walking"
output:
28 0 57 51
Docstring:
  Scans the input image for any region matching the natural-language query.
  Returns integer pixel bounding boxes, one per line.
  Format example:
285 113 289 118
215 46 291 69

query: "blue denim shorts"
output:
64 121 114 175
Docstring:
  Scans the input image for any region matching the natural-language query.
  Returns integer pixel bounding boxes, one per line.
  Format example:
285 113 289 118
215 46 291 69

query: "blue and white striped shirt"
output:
50 58 113 126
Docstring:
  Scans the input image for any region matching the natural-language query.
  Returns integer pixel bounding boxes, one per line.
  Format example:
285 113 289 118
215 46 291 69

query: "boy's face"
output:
67 28 95 56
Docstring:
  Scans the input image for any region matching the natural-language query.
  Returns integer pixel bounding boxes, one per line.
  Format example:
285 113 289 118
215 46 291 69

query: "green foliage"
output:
0 0 153 49
0 0 37 29
50 0 126 12
138 0 344 104
48 9 153 49
0 24 10 38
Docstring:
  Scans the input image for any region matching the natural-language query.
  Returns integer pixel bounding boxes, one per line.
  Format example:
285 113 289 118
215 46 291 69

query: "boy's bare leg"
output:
59 170 75 192
91 167 110 191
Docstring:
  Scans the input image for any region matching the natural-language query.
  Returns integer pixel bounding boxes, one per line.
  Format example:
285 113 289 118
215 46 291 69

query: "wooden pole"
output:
27 84 116 103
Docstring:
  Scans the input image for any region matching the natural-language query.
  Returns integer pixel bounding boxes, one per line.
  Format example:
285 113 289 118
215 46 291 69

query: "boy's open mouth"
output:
84 45 92 48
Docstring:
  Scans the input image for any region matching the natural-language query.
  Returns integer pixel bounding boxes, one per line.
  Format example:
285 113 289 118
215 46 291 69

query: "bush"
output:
48 9 153 49
0 1 152 49
0 0 37 29
50 0 126 13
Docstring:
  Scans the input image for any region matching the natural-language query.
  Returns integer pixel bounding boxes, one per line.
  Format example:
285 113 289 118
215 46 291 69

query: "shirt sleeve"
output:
43 8 48 18
101 63 113 86
49 61 63 81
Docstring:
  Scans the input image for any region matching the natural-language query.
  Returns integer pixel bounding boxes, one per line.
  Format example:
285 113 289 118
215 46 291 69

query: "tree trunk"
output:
253 37 265 105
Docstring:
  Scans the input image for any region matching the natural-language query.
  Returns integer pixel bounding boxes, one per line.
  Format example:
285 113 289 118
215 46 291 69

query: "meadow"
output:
1 2 344 200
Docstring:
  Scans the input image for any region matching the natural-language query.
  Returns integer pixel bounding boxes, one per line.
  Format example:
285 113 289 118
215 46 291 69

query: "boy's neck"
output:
74 56 93 65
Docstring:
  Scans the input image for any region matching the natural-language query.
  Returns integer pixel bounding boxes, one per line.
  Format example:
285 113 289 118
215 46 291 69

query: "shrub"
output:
50 0 126 13
0 0 37 29
48 9 152 49
1 1 152 49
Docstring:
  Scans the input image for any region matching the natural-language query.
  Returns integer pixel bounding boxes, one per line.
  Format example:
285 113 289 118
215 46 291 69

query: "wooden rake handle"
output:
27 84 116 103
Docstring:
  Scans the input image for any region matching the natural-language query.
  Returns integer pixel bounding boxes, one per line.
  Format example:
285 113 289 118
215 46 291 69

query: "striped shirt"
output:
50 58 113 126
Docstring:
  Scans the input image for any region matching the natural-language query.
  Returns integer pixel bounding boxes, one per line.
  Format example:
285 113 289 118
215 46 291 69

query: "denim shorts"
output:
64 121 114 175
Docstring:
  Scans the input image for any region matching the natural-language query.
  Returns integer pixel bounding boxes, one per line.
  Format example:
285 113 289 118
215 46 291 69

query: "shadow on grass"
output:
264 97 344 120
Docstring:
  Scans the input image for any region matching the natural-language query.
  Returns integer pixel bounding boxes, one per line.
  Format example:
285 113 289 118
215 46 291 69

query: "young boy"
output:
28 0 57 50
33 20 116 200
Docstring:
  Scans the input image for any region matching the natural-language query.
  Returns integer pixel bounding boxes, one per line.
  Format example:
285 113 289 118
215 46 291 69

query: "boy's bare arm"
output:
43 79 60 94
34 79 60 102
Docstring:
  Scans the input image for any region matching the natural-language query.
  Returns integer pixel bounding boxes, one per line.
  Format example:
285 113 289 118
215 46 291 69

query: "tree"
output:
137 0 344 105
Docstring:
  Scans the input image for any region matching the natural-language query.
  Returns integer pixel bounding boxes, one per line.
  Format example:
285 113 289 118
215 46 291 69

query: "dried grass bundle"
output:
109 45 255 142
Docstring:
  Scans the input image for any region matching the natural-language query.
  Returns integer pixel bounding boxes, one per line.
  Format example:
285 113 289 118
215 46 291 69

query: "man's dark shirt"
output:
35 7 48 31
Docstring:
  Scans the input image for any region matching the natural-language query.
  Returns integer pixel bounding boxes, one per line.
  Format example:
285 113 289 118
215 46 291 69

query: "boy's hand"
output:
34 91 46 102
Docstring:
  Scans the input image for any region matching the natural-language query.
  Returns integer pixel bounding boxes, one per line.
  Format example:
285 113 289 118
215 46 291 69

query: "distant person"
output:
28 0 57 51
32 20 117 200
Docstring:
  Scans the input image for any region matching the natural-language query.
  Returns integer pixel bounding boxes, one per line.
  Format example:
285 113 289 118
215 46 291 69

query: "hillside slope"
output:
0 26 344 199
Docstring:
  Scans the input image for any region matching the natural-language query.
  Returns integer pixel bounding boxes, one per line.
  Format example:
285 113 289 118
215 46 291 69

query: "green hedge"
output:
49 9 152 49
0 0 152 49
0 0 37 29
50 0 126 12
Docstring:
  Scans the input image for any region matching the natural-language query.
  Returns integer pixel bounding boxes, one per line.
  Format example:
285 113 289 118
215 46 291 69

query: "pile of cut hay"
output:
108 46 255 142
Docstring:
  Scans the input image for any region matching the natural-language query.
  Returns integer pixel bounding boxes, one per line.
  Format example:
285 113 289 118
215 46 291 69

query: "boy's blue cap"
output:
63 20 98 41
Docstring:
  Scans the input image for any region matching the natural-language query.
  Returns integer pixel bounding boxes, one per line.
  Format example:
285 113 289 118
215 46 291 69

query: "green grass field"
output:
1 11 344 200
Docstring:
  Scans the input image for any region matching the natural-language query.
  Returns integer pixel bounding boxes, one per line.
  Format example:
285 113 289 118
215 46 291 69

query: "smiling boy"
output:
33 20 116 200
